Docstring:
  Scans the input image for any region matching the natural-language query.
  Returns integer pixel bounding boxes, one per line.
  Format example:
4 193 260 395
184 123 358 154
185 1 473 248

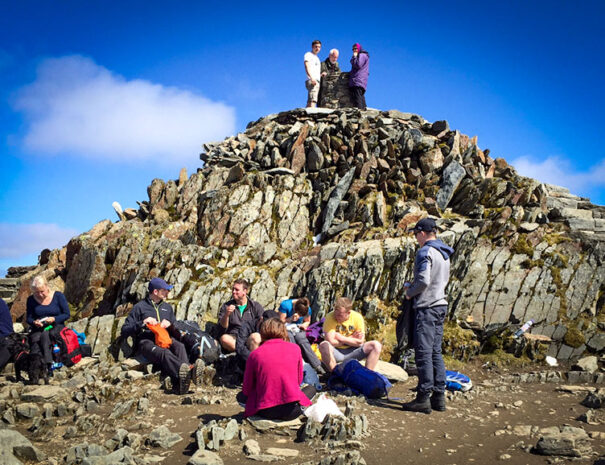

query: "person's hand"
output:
226 304 236 315
352 330 363 339
321 72 327 77
143 317 158 326
291 313 300 322
160 319 171 329
47 317 55 323
353 51 358 57
33 319 43 327
311 79 317 86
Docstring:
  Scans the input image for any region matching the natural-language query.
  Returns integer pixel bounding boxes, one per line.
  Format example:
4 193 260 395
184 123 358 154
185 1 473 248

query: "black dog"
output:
3 333 49 385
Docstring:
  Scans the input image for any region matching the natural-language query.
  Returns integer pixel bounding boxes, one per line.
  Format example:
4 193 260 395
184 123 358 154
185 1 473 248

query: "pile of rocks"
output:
6 107 604 362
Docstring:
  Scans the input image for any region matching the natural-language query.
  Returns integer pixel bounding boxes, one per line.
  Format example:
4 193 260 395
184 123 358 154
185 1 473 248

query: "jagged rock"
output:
15 403 40 419
188 449 224 465
20 386 67 402
581 390 605 409
573 356 599 373
266 448 299 457
361 360 408 382
247 416 302 432
0 429 46 463
533 426 592 457
436 161 466 210
7 107 604 365
147 426 182 449
243 439 261 456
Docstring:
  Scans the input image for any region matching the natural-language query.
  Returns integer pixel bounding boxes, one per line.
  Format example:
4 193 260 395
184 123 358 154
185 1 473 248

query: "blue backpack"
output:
328 359 392 399
445 370 473 392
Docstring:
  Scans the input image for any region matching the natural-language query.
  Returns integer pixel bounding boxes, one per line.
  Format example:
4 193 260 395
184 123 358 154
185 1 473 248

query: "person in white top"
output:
304 40 322 107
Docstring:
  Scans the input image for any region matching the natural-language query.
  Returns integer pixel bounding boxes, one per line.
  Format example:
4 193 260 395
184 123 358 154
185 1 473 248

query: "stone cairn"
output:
7 106 605 363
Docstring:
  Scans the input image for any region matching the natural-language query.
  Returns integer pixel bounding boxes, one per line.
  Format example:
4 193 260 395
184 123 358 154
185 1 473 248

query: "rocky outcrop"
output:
9 107 605 362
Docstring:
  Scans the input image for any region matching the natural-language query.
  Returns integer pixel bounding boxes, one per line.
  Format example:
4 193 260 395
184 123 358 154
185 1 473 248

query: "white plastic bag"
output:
304 393 343 422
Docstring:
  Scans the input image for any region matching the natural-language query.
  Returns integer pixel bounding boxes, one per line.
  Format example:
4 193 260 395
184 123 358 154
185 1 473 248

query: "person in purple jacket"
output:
349 43 370 110
26 275 70 370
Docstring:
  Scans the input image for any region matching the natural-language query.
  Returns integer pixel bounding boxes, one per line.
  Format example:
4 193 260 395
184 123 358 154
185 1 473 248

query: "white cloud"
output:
0 223 78 260
510 155 605 195
13 55 236 163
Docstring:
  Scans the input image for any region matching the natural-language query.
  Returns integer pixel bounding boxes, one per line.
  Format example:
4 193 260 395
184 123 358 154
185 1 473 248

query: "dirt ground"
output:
7 360 605 465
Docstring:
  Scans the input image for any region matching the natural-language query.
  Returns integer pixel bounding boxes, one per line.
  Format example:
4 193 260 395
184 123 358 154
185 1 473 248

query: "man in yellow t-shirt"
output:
319 297 382 372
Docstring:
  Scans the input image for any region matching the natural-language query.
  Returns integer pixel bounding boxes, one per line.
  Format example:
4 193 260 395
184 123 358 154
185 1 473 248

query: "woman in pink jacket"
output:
241 318 316 420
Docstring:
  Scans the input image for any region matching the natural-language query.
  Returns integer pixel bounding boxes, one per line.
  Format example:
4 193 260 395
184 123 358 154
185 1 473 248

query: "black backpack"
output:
173 320 220 364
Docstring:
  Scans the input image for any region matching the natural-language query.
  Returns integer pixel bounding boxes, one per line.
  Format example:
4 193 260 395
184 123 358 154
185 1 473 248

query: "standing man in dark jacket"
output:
121 278 203 394
217 279 265 353
402 218 454 414
349 43 370 110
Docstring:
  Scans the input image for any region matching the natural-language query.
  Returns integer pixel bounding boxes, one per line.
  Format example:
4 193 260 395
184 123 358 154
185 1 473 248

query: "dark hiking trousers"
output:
414 305 447 394
29 324 64 363
288 330 321 369
350 86 367 110
0 337 11 371
137 338 188 380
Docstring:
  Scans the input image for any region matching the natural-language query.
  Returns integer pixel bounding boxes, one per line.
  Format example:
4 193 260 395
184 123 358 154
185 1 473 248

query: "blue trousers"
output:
414 305 447 394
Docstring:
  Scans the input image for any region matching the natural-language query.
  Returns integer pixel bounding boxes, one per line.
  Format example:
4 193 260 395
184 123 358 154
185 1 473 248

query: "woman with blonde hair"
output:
240 318 316 420
26 275 70 370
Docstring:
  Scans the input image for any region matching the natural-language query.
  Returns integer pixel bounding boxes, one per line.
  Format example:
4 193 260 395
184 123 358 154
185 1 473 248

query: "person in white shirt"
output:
304 40 322 108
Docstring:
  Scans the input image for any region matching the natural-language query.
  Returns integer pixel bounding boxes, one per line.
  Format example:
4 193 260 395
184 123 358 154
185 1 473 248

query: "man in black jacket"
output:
121 278 203 394
217 279 265 353
235 310 280 367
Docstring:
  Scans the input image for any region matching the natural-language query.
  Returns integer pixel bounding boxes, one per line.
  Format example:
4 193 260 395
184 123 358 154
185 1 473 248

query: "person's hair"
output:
330 48 339 56
294 297 310 317
232 278 249 290
334 297 353 311
311 40 322 47
30 275 48 291
260 318 288 342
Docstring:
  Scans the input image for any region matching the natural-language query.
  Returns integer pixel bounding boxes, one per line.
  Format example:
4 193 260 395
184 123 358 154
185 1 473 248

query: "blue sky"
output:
1 1 604 276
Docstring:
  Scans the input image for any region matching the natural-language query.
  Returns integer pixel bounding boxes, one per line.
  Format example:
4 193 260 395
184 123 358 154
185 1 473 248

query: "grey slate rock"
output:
436 161 466 210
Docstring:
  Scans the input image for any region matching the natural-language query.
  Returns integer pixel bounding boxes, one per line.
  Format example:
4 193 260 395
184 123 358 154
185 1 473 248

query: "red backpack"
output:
55 328 82 366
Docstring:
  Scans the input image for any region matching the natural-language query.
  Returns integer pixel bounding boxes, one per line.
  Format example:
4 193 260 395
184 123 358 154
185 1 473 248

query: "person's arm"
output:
26 297 36 326
121 306 142 338
299 314 311 330
304 60 317 85
406 249 432 299
218 303 234 330
297 349 304 385
54 292 70 324
333 331 365 347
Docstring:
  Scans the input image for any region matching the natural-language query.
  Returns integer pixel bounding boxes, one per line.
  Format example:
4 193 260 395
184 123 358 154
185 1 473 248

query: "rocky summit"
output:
6 107 605 362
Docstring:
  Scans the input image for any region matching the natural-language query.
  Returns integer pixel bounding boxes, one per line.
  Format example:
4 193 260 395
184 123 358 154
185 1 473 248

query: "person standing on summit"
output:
304 40 322 108
349 43 370 110
401 218 454 414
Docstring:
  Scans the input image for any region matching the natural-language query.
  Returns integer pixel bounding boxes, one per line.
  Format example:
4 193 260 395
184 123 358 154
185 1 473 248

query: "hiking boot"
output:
402 392 431 414
176 363 191 395
191 359 205 385
430 391 446 411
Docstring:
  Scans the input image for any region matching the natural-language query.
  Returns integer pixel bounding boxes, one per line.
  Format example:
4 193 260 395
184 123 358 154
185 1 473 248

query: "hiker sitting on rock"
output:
239 318 315 420
217 279 265 353
319 297 382 372
278 297 325 374
26 275 70 372
120 278 204 395
236 310 280 368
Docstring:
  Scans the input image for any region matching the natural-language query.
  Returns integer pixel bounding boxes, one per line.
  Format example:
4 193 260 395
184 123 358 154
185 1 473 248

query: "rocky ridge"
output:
7 107 605 362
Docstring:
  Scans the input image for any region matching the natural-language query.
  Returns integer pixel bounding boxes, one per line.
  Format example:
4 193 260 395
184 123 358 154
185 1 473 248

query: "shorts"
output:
332 344 367 363
306 79 320 104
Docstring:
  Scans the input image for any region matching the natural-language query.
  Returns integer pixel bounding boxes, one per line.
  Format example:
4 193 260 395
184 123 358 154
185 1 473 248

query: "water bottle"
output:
514 319 534 338
53 344 60 355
